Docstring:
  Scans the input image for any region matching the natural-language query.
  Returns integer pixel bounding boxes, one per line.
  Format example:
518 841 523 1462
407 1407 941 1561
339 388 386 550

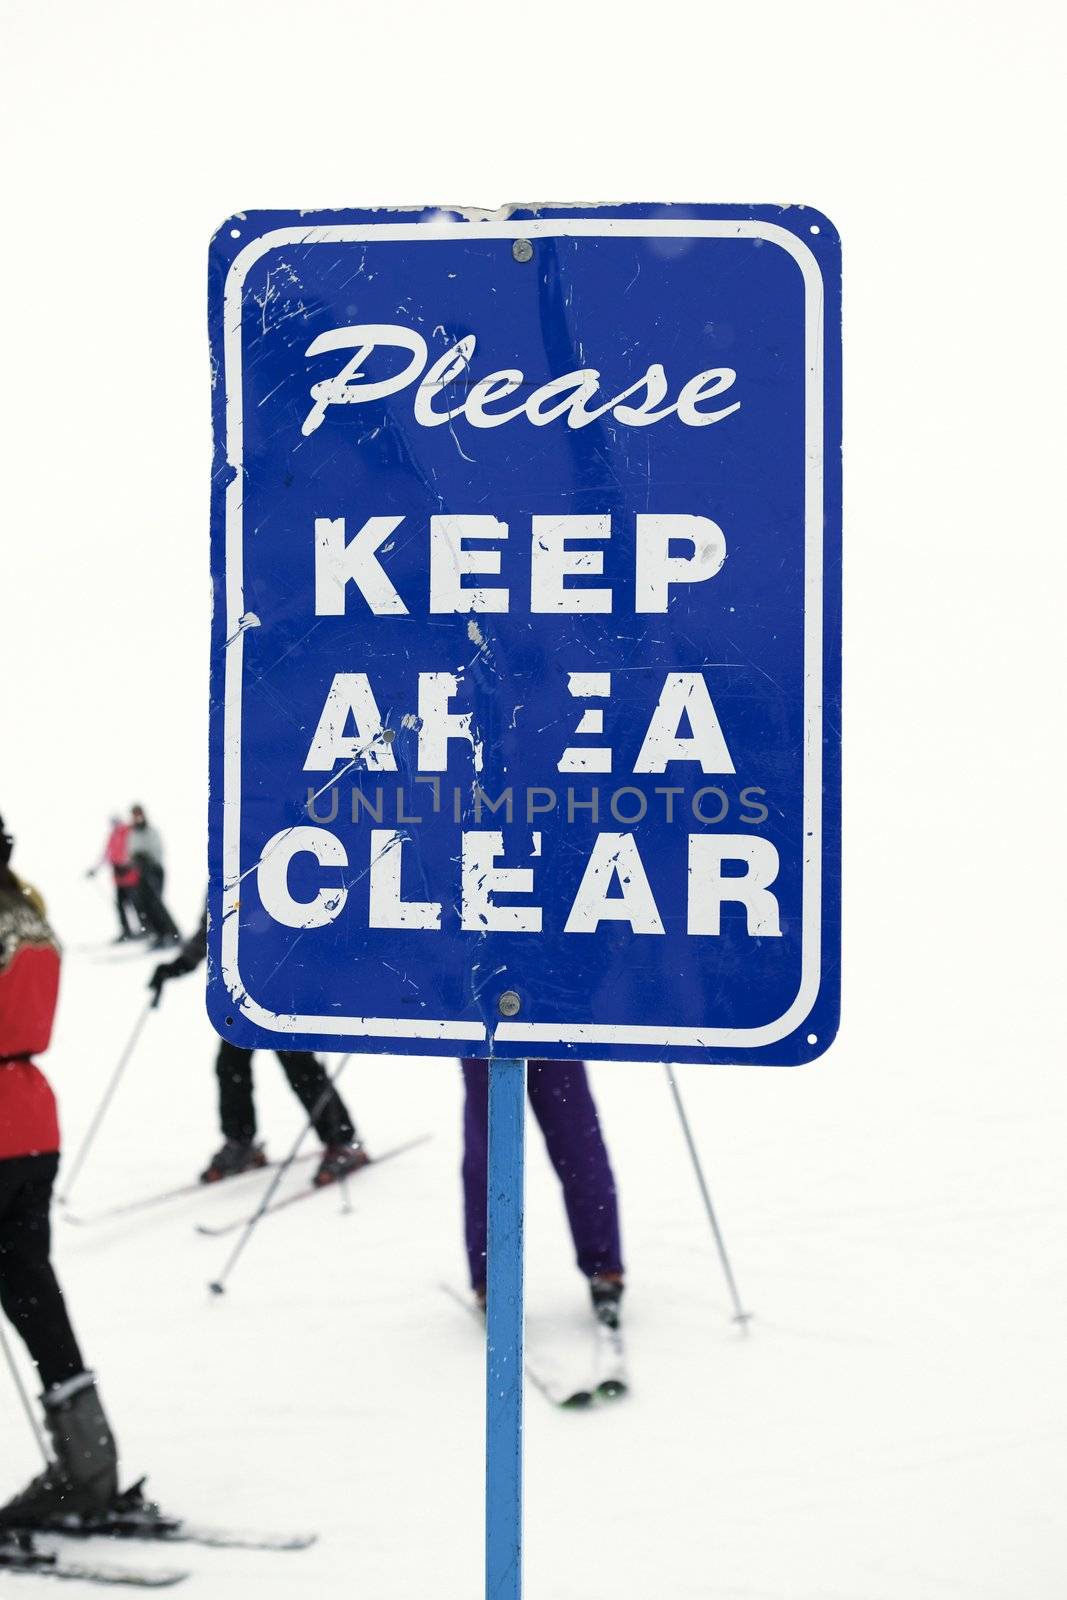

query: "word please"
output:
257 826 782 938
301 324 740 436
315 513 727 616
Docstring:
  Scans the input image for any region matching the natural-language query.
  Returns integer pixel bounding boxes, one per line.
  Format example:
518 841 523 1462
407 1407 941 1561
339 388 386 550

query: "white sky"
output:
1 0 1064 1030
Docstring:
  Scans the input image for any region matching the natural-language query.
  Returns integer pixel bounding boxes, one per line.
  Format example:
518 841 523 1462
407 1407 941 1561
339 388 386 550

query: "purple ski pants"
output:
460 1058 624 1291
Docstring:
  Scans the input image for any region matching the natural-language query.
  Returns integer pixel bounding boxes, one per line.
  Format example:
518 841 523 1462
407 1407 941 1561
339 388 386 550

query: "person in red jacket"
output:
0 814 122 1529
86 817 143 943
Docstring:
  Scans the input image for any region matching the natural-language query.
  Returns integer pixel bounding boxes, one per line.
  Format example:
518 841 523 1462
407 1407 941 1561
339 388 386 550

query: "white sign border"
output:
220 216 825 1051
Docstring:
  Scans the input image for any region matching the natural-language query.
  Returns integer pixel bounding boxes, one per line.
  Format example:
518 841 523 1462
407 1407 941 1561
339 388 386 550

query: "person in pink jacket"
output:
86 818 143 943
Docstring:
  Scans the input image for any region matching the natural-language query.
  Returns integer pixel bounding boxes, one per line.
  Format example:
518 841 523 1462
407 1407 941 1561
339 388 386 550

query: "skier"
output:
86 816 143 942
127 805 180 951
0 814 123 1527
460 1057 625 1327
149 902 368 1187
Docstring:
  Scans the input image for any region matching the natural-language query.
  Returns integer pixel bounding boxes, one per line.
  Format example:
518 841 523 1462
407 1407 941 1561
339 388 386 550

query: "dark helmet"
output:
0 815 12 868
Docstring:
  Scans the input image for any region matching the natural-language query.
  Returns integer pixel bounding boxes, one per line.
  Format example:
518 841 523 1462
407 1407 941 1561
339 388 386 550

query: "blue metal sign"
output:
207 204 841 1066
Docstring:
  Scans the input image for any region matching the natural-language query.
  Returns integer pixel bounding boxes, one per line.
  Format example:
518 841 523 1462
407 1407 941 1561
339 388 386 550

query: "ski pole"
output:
58 1000 154 1208
85 870 110 905
0 1319 51 1469
664 1064 752 1328
208 1053 352 1296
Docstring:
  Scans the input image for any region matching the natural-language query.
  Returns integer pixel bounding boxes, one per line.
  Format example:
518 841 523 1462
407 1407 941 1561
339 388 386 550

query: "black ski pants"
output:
114 880 141 938
215 1040 355 1146
133 858 180 942
0 1153 86 1392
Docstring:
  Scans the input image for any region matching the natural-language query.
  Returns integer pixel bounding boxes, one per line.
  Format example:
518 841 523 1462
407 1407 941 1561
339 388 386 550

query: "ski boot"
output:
590 1273 625 1329
313 1142 370 1187
199 1139 268 1184
88 1477 175 1536
0 1373 118 1531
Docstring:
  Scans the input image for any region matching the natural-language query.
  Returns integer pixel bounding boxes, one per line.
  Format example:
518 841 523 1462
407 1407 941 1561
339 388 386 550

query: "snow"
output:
0 920 1061 1598
3 0 1067 1594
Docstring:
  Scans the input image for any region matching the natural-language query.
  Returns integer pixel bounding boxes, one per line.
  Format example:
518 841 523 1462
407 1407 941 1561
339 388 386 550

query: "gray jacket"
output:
128 823 163 867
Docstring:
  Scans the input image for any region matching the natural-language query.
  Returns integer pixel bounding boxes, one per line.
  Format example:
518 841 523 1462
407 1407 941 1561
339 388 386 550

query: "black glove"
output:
148 961 179 1006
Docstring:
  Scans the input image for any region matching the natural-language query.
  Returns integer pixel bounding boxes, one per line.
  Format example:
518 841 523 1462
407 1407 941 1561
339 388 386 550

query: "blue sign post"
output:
485 1056 526 1600
208 203 841 1598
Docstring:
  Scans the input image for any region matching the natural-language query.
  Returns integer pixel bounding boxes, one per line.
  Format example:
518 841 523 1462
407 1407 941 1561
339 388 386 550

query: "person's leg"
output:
0 1155 85 1390
149 865 181 941
460 1058 490 1292
120 884 139 937
122 880 147 934
132 873 166 939
113 879 134 939
528 1060 624 1281
275 1053 355 1145
215 1041 257 1143
0 1152 118 1526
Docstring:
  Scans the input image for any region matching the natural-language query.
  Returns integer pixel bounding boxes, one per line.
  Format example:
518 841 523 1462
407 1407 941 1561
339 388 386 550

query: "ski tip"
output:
179 1529 319 1552
4 1558 193 1586
114 1567 189 1588
265 1532 318 1551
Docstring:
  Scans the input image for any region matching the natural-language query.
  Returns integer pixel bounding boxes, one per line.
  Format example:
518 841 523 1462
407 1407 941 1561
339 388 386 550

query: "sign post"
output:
208 202 841 1600
485 1057 526 1600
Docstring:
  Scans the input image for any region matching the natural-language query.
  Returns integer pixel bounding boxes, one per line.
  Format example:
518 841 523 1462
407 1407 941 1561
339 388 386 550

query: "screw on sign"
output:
207 204 842 1600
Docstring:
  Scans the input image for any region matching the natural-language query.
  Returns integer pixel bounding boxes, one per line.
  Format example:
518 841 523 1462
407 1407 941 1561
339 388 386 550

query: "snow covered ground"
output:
1 895 1062 1598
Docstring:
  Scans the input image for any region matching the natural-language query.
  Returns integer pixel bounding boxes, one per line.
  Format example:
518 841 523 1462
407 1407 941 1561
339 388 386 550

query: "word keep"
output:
314 513 727 616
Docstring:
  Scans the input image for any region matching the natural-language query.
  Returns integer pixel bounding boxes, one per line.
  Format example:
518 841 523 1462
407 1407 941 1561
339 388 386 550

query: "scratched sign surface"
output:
207 204 841 1064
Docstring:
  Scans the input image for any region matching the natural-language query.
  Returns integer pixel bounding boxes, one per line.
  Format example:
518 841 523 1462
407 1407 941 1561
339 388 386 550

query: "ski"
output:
122 1522 315 1553
0 1532 187 1587
83 946 159 965
530 1315 629 1408
12 1484 316 1555
195 1135 433 1238
65 1152 318 1227
592 1315 629 1401
67 941 148 956
38 1518 315 1553
525 1363 596 1410
439 1283 598 1410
